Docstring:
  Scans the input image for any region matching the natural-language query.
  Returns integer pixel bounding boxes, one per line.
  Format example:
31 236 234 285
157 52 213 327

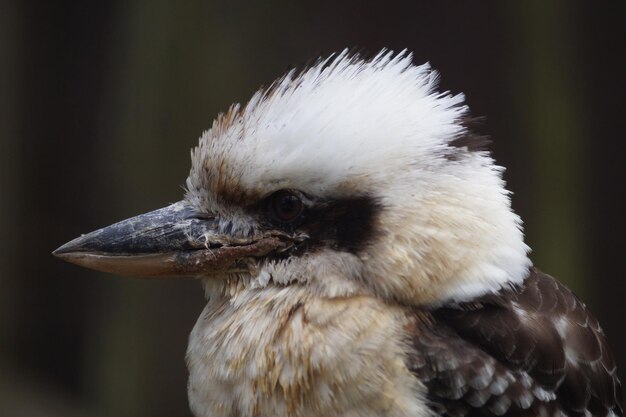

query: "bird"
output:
54 50 622 417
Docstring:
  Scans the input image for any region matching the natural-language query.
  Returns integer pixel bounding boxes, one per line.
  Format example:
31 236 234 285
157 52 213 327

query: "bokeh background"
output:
1 1 624 416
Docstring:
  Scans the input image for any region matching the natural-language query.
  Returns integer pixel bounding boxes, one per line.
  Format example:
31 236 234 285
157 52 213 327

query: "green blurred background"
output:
1 1 624 416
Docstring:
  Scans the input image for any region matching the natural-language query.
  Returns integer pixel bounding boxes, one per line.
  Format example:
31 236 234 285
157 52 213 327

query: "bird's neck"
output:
186 284 431 417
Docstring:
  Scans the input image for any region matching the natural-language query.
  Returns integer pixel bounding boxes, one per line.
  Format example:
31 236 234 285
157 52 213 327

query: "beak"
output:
53 201 289 278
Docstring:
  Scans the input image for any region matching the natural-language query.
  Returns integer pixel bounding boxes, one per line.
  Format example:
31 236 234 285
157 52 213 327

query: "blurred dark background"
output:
1 1 624 416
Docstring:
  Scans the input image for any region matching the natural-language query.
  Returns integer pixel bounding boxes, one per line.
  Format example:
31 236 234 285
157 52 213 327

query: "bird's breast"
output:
186 285 431 417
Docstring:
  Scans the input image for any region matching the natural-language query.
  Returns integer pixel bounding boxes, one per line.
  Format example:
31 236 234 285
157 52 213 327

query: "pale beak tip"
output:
52 235 87 259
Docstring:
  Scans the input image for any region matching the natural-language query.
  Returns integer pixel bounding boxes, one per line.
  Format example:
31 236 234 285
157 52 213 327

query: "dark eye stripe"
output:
299 196 382 253
260 190 381 254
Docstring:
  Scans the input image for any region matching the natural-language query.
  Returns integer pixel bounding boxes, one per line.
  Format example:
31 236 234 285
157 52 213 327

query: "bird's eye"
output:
267 190 304 224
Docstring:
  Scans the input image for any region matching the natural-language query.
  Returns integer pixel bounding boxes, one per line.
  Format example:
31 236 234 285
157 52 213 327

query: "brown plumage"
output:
411 268 623 417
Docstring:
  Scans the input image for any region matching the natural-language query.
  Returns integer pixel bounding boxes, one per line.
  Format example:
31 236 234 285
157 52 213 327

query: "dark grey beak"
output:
53 201 288 278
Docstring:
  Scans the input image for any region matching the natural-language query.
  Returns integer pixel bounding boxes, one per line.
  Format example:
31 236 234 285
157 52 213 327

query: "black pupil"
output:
274 193 302 221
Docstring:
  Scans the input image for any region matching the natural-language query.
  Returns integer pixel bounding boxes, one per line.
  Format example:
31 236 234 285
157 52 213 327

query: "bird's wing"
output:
408 268 623 417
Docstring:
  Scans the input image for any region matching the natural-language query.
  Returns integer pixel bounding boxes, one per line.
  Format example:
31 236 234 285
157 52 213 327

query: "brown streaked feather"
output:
409 268 623 417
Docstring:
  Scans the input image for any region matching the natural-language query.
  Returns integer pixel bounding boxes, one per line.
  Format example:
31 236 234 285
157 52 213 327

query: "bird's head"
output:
54 51 530 305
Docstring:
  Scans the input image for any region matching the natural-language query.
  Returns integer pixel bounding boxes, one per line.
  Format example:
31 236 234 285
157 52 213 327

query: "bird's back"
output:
410 268 623 417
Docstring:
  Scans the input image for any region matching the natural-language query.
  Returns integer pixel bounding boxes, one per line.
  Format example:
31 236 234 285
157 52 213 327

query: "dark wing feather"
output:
408 268 623 417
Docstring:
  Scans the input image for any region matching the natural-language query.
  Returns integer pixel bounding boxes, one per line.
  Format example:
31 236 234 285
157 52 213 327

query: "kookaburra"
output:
54 50 622 417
